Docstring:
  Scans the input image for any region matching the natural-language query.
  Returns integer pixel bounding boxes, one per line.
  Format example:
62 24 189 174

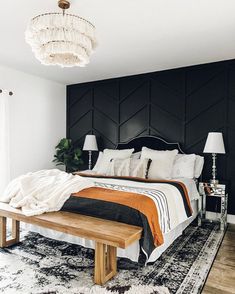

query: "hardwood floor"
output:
202 224 235 294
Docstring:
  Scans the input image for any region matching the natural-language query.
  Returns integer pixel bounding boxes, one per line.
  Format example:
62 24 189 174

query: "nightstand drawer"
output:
199 182 226 197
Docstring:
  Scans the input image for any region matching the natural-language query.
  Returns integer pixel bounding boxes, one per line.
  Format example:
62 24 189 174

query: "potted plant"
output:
53 138 83 172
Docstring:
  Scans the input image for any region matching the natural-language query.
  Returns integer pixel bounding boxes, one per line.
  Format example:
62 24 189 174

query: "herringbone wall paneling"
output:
67 59 235 215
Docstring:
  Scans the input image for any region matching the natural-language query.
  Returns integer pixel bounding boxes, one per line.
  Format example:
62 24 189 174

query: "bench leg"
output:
94 242 117 285
0 217 20 248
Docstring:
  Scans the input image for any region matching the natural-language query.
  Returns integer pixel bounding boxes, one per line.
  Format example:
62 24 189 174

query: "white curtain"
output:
0 90 10 195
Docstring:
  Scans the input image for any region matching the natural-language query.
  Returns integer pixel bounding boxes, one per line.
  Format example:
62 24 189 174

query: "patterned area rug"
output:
0 221 224 294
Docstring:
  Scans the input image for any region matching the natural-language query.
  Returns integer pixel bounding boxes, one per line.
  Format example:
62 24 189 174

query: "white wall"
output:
0 65 66 179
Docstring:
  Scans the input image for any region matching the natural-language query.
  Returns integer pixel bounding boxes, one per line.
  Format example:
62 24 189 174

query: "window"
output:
0 90 10 194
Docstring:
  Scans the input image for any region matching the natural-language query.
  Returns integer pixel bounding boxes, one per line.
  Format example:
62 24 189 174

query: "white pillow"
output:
172 154 196 179
106 158 131 177
106 157 151 178
141 147 178 180
97 148 134 174
194 155 204 178
92 151 103 172
130 158 151 178
131 151 141 159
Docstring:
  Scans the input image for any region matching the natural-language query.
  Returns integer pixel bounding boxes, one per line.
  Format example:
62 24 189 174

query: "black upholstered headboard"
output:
116 136 184 154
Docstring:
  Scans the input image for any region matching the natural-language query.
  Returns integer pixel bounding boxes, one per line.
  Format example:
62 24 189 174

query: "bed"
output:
25 136 201 264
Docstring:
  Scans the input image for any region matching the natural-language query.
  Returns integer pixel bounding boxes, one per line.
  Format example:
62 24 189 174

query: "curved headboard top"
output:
117 135 184 154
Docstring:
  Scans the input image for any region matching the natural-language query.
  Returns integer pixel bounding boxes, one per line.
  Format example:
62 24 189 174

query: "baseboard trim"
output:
206 212 235 224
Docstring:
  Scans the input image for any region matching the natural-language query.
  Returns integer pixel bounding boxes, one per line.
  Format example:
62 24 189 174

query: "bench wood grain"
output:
0 203 142 285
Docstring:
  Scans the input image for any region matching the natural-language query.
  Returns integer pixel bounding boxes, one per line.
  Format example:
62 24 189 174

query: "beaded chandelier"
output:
25 0 97 68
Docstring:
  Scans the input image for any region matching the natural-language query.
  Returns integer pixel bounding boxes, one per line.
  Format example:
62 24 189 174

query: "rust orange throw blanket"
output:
73 187 163 246
75 173 192 215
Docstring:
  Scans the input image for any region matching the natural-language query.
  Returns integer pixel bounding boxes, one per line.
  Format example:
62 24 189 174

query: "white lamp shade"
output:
203 132 225 154
83 135 98 151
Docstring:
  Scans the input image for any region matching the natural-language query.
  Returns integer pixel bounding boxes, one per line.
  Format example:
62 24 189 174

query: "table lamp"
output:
83 135 98 170
203 132 225 184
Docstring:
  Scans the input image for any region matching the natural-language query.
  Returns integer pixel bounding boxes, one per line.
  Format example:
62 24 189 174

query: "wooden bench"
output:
0 203 142 285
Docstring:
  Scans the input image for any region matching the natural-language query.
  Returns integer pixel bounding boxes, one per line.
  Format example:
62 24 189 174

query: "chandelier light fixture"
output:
25 0 97 68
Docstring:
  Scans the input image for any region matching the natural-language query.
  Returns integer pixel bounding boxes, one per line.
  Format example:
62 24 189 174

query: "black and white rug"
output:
0 221 224 294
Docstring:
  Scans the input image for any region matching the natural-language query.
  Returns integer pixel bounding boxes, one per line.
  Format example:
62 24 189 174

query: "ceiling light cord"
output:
58 0 70 11
58 0 70 15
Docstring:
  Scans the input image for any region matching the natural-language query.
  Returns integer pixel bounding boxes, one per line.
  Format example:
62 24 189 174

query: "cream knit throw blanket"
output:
0 169 94 216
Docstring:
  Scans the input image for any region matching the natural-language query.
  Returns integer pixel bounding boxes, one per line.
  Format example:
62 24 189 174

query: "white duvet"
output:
1 168 199 263
0 169 94 216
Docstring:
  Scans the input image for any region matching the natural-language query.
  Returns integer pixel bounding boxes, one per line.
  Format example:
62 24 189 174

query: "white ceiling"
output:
1 0 235 85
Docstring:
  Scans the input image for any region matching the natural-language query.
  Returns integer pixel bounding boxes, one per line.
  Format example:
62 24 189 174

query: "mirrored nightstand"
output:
198 182 228 230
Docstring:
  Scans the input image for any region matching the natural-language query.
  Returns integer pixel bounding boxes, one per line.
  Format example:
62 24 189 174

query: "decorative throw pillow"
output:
106 158 131 177
141 147 178 180
92 151 103 172
172 154 196 179
97 148 134 174
131 151 141 160
194 155 204 178
130 158 152 178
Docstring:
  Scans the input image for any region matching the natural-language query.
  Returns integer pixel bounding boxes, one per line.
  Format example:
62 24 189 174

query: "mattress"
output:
24 177 199 264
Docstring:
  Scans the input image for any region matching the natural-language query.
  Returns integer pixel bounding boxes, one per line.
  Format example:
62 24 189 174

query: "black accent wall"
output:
67 59 235 215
